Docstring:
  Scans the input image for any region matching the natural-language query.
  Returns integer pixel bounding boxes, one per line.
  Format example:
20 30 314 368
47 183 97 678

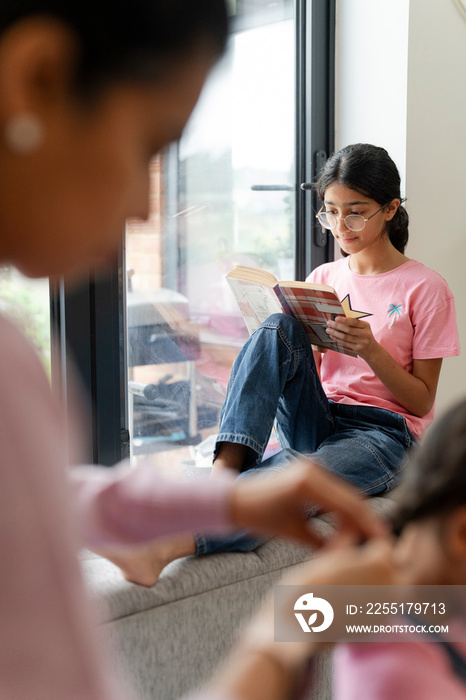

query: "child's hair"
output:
0 1 228 97
392 397 466 535
316 143 409 254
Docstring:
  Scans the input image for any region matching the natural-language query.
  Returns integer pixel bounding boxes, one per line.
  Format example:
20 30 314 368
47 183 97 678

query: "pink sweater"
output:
0 314 235 700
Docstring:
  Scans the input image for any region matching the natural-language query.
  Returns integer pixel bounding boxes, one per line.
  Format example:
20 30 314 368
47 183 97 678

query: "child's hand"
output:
326 315 377 359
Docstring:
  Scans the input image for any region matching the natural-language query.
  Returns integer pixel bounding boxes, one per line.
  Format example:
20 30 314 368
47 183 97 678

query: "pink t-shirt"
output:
334 635 466 700
185 634 466 700
306 257 460 439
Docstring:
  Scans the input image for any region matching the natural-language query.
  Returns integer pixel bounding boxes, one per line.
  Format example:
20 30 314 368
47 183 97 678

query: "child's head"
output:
0 1 228 279
392 397 466 585
316 143 409 255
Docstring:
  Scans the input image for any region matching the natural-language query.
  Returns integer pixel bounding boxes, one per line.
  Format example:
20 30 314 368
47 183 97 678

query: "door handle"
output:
301 149 328 191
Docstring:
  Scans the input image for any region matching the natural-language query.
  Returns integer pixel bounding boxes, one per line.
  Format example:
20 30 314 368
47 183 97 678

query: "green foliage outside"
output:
0 280 51 378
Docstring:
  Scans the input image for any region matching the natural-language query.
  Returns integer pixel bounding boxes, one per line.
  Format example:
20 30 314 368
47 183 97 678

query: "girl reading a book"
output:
115 142 460 586
211 143 459 485
210 143 459 486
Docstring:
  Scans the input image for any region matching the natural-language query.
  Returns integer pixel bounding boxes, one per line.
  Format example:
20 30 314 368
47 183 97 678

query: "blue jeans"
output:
195 314 415 555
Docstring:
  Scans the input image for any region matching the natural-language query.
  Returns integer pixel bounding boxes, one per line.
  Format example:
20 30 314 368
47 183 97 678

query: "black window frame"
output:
50 0 335 466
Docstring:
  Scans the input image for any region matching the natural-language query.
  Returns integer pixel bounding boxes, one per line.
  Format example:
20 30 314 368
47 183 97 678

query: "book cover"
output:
275 283 354 355
226 265 368 357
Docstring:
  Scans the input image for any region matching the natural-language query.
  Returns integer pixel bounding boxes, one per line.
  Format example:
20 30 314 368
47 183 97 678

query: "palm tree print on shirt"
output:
387 303 403 327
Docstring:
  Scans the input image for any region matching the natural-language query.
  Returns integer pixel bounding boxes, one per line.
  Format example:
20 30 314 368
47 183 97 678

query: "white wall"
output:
335 0 409 191
406 0 466 411
335 0 466 414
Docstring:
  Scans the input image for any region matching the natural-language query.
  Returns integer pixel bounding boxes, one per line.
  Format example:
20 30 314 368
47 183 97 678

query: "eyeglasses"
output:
316 203 389 232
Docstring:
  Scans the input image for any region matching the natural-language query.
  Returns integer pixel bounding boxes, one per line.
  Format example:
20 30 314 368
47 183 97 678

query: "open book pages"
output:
226 276 283 335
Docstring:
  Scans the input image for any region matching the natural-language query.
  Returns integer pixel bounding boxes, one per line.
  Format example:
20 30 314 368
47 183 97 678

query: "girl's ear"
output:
444 506 466 562
384 198 400 222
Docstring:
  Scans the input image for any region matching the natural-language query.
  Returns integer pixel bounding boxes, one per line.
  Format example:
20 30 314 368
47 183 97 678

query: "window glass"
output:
0 265 51 378
126 1 295 471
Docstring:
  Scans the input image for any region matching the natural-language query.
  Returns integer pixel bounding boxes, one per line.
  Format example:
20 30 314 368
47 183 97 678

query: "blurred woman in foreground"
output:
0 2 383 699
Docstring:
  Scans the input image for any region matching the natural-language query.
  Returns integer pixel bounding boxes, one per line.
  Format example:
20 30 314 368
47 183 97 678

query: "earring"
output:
4 113 44 154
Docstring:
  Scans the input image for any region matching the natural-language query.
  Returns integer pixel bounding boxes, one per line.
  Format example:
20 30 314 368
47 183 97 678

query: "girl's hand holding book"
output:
326 316 377 359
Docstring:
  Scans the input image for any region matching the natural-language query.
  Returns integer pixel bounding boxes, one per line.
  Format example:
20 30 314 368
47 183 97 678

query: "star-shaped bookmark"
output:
340 294 372 319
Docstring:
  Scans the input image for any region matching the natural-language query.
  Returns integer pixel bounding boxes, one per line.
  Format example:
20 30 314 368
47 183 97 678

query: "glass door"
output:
54 0 335 468
125 1 298 470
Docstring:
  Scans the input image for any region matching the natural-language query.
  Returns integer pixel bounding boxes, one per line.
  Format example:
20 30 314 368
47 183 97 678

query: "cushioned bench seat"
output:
82 495 393 700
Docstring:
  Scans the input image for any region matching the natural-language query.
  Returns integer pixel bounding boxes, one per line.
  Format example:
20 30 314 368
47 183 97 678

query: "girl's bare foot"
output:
97 533 197 587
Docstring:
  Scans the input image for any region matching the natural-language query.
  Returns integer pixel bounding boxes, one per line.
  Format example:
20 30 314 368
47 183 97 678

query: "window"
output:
0 265 51 376
54 0 335 467
126 1 298 468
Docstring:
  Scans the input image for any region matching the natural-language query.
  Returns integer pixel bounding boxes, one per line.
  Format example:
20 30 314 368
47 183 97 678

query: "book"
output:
226 265 363 356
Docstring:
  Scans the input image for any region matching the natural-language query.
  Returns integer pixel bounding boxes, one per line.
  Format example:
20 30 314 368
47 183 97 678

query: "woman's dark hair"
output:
316 143 409 254
0 1 229 96
392 398 466 535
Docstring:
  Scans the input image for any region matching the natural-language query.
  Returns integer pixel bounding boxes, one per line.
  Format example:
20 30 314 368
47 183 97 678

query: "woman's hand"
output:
229 457 388 549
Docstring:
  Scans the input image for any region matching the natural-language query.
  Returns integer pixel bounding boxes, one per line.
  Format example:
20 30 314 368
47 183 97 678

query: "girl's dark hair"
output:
0 1 229 95
392 398 466 534
316 143 409 254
